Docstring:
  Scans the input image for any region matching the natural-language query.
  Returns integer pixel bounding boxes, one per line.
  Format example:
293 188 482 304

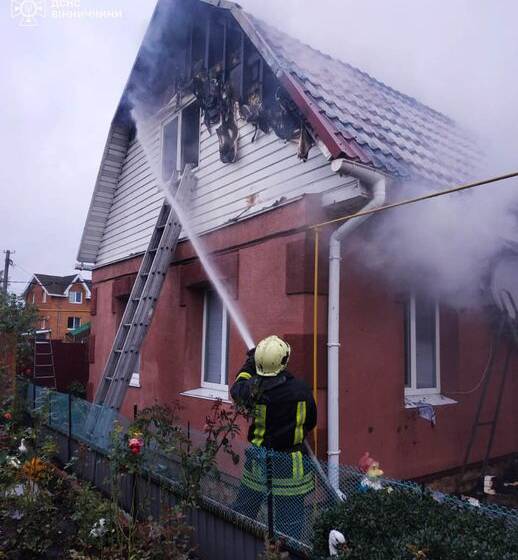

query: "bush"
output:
313 489 518 560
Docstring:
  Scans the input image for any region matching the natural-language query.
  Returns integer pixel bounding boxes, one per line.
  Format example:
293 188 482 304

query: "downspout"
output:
327 159 387 491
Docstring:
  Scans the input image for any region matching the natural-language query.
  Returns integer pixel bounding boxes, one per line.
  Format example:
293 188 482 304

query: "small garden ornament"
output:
358 452 384 491
328 529 346 556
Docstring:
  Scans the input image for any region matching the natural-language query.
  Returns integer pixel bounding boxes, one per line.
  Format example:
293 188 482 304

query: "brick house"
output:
76 0 517 481
23 274 92 341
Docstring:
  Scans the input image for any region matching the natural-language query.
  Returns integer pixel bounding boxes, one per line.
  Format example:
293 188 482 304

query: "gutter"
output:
327 158 387 491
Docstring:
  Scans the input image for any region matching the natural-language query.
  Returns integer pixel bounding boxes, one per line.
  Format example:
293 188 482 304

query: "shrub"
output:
313 489 518 560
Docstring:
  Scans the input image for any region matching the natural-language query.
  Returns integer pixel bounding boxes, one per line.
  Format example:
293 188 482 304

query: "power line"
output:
312 170 518 230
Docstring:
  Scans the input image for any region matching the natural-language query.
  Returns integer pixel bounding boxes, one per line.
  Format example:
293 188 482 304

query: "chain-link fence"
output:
22 381 518 552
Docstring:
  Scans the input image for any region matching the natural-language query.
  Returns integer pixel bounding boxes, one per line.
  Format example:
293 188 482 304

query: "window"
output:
42 291 47 303
69 291 82 304
201 290 228 389
405 295 440 395
162 102 200 181
67 316 81 330
31 293 35 304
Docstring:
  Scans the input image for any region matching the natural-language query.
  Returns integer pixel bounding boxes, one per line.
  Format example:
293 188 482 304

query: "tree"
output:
0 292 39 404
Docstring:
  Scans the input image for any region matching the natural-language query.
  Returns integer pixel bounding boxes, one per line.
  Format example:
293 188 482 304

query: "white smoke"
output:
351 176 518 309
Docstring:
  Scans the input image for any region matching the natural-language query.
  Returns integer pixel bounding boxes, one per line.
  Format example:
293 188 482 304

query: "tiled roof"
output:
32 274 91 297
35 274 77 296
248 14 479 184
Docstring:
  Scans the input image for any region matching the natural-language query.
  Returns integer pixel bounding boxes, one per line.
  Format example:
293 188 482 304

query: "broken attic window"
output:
208 16 225 72
163 117 179 180
191 17 207 73
226 25 243 97
243 39 262 100
182 101 200 168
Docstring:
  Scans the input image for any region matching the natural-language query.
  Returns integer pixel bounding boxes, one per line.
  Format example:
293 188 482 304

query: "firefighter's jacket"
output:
230 359 317 496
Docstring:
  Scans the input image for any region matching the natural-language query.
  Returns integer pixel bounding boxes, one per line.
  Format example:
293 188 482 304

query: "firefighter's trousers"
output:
233 445 314 541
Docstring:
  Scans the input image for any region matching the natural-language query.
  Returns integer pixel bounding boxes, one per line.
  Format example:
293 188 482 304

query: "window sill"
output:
404 394 458 408
181 387 230 403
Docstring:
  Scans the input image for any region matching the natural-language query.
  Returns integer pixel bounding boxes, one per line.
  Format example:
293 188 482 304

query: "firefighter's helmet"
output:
254 335 291 376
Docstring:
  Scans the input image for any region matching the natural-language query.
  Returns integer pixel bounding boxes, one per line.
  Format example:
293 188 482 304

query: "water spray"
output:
132 109 255 350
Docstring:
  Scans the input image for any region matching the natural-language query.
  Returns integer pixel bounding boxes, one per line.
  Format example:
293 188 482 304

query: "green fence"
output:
24 381 518 552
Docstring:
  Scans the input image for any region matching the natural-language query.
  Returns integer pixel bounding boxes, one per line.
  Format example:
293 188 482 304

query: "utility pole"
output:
3 250 13 294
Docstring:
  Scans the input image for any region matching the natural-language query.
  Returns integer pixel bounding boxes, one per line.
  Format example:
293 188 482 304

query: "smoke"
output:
235 0 518 311
352 176 518 309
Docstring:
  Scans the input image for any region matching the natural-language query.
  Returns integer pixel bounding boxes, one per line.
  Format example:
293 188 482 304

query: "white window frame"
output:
67 316 81 330
31 293 35 304
69 291 82 304
161 99 200 182
200 290 229 391
42 291 47 303
405 295 441 397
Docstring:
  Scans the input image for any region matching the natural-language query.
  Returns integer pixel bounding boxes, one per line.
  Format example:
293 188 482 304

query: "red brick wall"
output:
88 196 518 479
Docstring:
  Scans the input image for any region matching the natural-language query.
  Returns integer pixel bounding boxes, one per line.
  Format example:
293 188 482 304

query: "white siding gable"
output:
95 111 358 267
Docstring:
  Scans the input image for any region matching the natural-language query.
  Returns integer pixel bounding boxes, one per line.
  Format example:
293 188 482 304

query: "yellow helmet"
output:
255 335 291 376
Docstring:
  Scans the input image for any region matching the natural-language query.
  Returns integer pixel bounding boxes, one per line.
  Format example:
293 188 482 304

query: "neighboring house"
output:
76 0 516 481
23 274 92 340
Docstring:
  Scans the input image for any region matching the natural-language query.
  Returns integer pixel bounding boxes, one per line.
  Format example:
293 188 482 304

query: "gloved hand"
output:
244 347 256 371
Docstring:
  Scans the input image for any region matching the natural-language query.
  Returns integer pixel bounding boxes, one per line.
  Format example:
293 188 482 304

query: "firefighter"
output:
231 335 317 540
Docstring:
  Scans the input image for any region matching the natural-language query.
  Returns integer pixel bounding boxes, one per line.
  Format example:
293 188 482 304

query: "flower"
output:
21 457 47 481
128 437 143 455
3 412 12 421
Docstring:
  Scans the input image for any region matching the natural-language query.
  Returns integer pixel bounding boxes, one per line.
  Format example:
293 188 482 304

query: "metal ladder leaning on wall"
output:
456 289 518 492
33 330 57 389
92 164 195 415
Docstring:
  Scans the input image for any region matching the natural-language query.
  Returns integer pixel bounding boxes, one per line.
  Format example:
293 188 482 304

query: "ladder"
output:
456 292 518 491
92 165 195 412
33 330 57 389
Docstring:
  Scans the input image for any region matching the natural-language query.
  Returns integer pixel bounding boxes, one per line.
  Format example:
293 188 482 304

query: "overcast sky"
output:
2 0 517 294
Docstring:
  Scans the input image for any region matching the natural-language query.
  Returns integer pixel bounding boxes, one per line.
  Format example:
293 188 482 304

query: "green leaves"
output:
312 490 518 560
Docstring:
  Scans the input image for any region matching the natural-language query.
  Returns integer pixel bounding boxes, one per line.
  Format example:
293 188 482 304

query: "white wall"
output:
94 110 358 267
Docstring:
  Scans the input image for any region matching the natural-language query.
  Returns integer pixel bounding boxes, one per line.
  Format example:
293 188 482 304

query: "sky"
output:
2 0 518 295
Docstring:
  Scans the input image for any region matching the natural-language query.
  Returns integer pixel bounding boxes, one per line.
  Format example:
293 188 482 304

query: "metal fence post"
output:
266 448 274 540
68 393 72 462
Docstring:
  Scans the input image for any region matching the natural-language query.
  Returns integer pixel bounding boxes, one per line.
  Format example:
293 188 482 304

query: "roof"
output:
25 273 92 298
77 0 479 265
34 274 76 296
237 11 478 184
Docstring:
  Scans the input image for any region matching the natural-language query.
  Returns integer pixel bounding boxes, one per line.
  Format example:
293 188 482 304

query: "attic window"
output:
208 17 225 72
226 25 243 97
182 101 200 168
69 291 82 304
243 38 262 99
162 101 200 180
163 117 179 181
191 17 206 73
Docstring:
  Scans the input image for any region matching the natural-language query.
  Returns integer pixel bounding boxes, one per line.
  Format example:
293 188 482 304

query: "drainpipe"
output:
327 159 387 491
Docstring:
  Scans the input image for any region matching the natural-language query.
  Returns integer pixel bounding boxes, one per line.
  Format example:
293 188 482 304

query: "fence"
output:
23 381 518 558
